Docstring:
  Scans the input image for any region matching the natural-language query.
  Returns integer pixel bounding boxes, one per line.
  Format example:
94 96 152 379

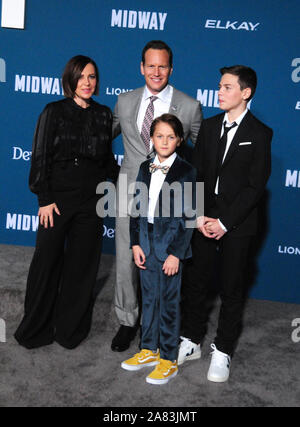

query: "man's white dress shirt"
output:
137 85 173 151
215 108 248 232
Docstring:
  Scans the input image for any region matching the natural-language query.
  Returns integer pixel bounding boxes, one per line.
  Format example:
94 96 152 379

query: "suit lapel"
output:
222 111 251 168
211 114 224 177
168 86 180 115
143 162 151 189
164 156 182 185
132 87 148 155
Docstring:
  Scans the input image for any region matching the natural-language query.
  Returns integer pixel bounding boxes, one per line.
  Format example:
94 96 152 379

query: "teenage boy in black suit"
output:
179 65 273 382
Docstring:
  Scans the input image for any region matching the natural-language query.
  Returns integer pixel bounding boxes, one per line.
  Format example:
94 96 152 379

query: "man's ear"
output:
243 87 252 101
140 62 145 76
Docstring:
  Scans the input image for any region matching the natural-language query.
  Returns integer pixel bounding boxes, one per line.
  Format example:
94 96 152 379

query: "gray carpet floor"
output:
0 244 299 407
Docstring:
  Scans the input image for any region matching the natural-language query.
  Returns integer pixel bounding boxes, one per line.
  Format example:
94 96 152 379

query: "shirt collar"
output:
153 152 177 167
223 108 248 127
143 84 173 104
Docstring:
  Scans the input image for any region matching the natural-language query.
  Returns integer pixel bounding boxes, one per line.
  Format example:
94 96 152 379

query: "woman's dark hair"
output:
150 113 184 142
62 55 99 98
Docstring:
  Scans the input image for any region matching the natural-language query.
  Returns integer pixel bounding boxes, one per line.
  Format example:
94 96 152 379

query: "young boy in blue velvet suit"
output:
121 114 197 385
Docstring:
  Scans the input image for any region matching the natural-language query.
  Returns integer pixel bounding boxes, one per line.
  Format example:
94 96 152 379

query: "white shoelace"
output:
210 343 231 368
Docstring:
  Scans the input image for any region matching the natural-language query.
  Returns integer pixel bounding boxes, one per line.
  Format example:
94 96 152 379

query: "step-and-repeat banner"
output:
0 0 299 303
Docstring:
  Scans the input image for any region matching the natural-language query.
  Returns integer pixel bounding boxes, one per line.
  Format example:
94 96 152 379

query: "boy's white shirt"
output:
215 108 248 195
147 152 177 224
201 108 248 233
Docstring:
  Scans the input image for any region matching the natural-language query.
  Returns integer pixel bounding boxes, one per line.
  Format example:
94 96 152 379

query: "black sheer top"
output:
29 98 119 206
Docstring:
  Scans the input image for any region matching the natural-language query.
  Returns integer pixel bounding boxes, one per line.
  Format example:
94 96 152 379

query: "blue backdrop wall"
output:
0 0 299 303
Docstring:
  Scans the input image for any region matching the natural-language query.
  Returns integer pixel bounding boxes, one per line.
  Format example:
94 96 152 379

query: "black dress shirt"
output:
29 98 119 206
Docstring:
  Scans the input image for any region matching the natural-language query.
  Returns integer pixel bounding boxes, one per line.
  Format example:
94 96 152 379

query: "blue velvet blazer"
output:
130 155 197 261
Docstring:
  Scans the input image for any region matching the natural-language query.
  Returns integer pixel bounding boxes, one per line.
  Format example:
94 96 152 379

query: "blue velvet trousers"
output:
140 226 182 361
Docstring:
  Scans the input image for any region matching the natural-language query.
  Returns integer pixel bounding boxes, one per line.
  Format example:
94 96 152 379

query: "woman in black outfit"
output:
15 55 119 349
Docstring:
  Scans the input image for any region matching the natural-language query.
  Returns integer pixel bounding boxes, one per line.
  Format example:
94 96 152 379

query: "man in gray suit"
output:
111 40 202 351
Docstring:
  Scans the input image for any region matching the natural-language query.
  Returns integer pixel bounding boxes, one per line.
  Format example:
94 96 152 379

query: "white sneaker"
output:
207 343 231 383
178 336 201 366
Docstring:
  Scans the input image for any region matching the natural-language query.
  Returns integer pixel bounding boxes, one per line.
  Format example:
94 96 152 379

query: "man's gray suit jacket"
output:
112 85 202 326
113 85 202 188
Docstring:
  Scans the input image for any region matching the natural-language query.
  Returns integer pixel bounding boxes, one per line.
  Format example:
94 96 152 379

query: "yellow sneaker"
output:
121 349 160 371
146 359 178 385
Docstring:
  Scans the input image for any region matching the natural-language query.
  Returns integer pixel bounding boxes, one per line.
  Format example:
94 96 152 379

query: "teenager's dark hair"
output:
62 55 99 98
150 114 184 141
220 65 257 100
142 40 173 67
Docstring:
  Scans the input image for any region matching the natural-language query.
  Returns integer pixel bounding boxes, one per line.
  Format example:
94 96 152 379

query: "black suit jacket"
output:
193 110 273 236
130 156 197 261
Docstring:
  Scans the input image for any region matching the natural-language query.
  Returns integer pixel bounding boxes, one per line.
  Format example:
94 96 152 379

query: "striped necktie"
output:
141 96 158 153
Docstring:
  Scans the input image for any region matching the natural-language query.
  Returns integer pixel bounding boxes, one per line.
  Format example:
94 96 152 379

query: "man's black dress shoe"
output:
111 325 137 352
